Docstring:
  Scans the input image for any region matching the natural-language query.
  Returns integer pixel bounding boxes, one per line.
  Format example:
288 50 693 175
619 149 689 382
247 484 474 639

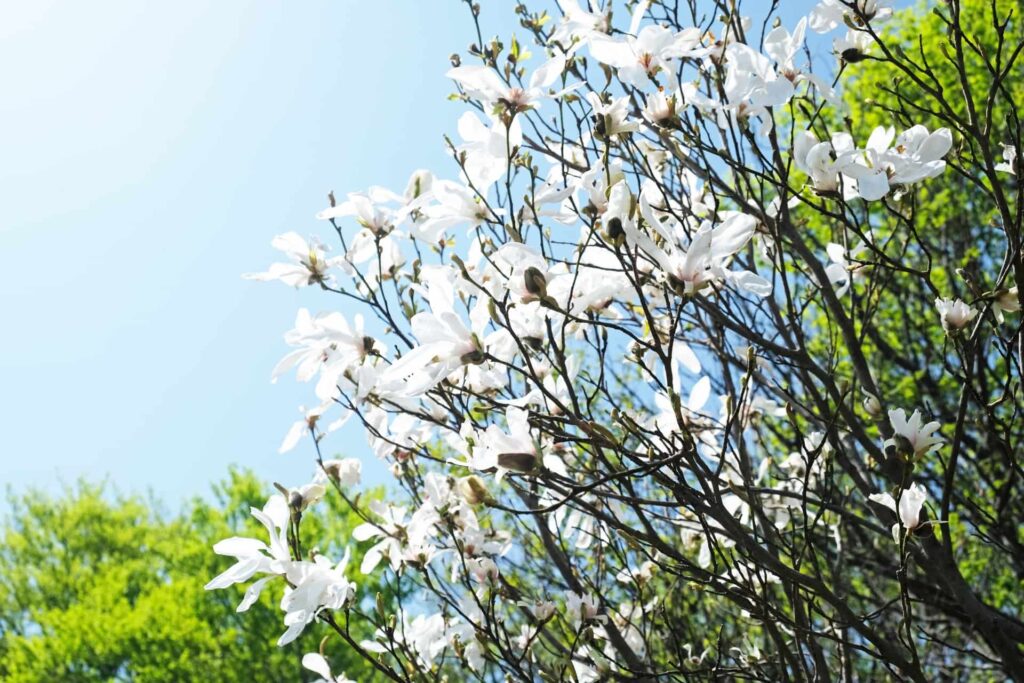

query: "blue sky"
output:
0 1 478 501
1 1 826 505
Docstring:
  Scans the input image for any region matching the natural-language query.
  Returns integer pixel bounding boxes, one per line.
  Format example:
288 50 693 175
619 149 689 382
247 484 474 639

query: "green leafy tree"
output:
0 468 380 683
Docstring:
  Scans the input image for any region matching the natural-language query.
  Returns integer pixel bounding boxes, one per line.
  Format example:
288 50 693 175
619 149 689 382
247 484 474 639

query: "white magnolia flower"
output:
586 92 640 138
845 125 952 200
454 111 523 190
416 179 494 242
588 3 705 90
793 130 856 195
995 143 1018 175
244 233 335 287
810 0 894 34
382 268 485 396
935 297 978 332
204 494 291 611
279 550 356 645
525 599 557 621
868 483 928 542
623 198 770 297
833 28 875 62
302 652 353 683
642 90 681 126
992 287 1020 323
551 0 610 44
885 408 943 458
315 458 362 488
447 53 566 115
351 500 412 574
566 592 605 627
466 556 500 583
823 242 866 296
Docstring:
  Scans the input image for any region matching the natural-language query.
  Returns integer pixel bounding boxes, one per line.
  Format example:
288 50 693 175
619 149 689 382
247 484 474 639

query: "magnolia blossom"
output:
446 53 566 115
995 143 1018 175
244 233 335 287
935 297 978 332
869 483 928 542
793 130 856 194
551 0 610 43
454 111 523 189
642 89 682 126
204 494 291 606
823 242 866 296
382 267 486 395
302 653 353 683
586 92 640 138
885 408 943 459
278 551 356 645
622 195 771 297
810 0 894 33
588 3 705 90
992 287 1020 323
315 458 362 488
844 125 952 200
566 592 604 627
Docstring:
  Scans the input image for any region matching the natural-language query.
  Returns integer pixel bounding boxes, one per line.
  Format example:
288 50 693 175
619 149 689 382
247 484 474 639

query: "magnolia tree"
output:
208 1 1024 680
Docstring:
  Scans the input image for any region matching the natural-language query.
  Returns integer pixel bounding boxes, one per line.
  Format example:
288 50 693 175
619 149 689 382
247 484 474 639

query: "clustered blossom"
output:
203 484 356 648
203 0 1024 678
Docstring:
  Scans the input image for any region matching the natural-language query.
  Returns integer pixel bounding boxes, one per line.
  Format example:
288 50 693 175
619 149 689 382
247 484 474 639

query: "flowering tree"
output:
211 1 1024 680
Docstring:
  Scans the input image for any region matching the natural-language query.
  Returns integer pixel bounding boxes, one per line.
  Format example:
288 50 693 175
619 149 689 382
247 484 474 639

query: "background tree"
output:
0 468 381 683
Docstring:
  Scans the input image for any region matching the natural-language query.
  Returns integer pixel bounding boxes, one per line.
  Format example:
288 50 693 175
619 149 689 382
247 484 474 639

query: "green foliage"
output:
0 468 379 683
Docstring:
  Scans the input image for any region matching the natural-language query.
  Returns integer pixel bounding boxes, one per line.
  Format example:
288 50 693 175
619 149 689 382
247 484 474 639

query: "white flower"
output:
586 92 640 138
551 0 610 44
447 53 566 115
823 242 866 296
935 297 978 332
642 90 680 126
885 408 943 458
526 599 557 621
381 268 485 396
244 233 335 287
454 111 523 190
204 494 291 611
416 180 493 242
869 483 928 542
589 4 705 90
623 200 770 297
995 143 1018 175
810 0 894 34
351 501 409 574
844 125 952 200
566 592 604 627
992 287 1020 323
278 550 357 646
793 130 856 195
315 458 362 488
466 556 500 583
302 652 353 683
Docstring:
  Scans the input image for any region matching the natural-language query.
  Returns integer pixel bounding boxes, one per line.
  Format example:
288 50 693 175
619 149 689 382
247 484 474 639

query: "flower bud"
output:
523 267 548 297
456 475 495 505
862 392 882 418
497 451 537 473
606 216 625 244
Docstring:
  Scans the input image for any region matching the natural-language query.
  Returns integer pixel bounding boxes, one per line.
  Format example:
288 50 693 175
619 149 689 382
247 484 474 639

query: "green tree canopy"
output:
0 468 380 683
